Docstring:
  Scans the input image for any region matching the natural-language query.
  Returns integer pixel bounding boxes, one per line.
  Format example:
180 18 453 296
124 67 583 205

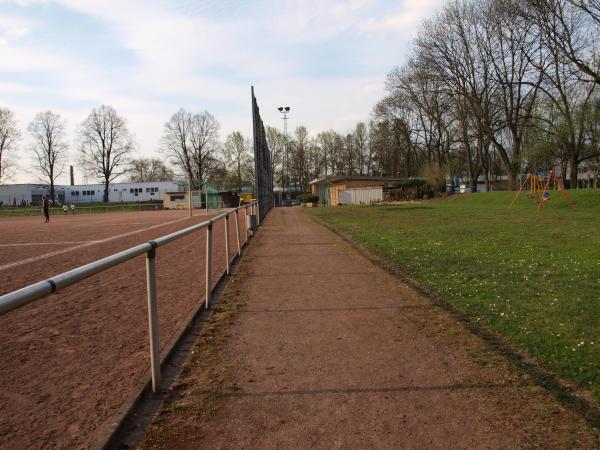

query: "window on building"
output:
170 195 184 201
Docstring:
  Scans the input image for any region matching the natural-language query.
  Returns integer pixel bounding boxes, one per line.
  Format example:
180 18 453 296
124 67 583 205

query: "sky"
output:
0 0 446 184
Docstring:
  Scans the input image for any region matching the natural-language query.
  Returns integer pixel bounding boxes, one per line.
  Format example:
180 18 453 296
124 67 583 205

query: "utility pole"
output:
277 106 290 205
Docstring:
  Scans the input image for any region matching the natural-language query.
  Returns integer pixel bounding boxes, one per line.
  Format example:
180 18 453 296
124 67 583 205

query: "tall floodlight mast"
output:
277 106 290 203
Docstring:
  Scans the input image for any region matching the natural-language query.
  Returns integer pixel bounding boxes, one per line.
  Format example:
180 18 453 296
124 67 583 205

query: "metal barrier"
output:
0 201 260 392
0 203 165 216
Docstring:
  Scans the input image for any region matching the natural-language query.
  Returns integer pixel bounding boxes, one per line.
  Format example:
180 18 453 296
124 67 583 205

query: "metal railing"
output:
0 200 260 392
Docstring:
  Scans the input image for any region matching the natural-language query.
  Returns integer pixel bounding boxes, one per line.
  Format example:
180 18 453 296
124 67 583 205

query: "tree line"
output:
267 0 599 193
0 105 255 202
374 0 600 191
1 0 598 198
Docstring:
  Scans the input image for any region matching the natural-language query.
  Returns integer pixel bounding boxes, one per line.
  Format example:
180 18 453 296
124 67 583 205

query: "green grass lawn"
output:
307 190 600 401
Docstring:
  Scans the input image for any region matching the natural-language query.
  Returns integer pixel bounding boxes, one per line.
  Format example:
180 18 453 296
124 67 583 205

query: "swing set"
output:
508 170 576 210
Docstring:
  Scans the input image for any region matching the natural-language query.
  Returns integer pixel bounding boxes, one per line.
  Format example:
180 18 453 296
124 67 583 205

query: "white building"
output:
0 184 55 206
64 181 186 204
0 181 186 206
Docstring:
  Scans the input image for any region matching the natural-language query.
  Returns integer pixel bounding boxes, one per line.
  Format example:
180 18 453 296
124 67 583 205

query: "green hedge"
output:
297 193 319 203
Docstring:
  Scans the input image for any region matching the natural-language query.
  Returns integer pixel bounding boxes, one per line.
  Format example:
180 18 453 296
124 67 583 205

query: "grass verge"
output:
305 190 600 402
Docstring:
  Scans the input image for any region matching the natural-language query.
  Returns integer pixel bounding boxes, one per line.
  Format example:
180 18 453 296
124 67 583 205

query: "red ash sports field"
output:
0 208 247 449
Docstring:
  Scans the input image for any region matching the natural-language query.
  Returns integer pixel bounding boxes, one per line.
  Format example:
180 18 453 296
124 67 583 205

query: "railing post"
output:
205 222 212 309
224 214 230 275
145 244 161 392
245 205 249 243
235 208 241 256
256 201 260 227
188 178 193 218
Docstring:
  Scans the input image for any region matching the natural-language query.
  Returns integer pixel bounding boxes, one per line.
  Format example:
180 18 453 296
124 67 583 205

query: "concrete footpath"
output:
143 207 597 449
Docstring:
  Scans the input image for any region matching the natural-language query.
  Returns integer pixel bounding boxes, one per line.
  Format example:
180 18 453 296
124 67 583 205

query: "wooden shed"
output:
310 176 411 206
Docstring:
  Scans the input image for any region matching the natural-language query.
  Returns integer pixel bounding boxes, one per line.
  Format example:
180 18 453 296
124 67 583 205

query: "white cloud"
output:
0 13 34 45
0 0 435 183
359 0 445 34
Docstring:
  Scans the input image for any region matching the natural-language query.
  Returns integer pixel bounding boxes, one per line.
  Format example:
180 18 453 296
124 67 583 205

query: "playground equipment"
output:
527 173 546 200
508 170 576 210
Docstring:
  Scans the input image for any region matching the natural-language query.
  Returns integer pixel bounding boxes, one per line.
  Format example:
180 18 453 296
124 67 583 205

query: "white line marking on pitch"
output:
0 241 95 247
0 216 193 272
71 222 151 227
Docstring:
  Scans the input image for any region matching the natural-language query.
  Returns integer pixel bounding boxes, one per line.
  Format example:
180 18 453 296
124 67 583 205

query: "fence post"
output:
145 244 161 392
224 214 230 275
256 201 261 227
235 208 241 256
188 179 193 218
245 205 249 243
205 222 212 309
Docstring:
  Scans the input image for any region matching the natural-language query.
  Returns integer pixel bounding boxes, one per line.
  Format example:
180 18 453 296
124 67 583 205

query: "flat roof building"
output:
0 181 186 206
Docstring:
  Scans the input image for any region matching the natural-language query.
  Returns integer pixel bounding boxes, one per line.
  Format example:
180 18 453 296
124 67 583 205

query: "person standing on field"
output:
42 196 50 223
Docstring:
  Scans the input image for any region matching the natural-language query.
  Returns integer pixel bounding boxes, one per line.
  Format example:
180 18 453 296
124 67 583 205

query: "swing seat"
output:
542 191 550 200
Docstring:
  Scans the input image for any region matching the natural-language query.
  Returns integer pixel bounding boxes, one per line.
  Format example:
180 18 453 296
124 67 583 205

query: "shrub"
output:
297 193 319 203
420 163 448 193
390 179 434 199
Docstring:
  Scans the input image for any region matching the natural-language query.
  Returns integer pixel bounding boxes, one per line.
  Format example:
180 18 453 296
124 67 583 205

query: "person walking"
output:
42 196 50 223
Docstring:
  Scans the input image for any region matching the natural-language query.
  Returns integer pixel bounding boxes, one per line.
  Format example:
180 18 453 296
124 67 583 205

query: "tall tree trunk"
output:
561 162 568 185
569 155 579 189
49 168 55 202
104 178 110 203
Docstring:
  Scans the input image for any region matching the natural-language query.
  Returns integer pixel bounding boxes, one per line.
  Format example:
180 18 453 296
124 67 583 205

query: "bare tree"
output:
161 109 221 187
354 122 370 175
289 126 312 191
265 126 285 188
79 105 134 202
128 157 175 182
0 107 20 184
223 131 253 192
524 0 600 85
316 129 345 176
28 111 67 201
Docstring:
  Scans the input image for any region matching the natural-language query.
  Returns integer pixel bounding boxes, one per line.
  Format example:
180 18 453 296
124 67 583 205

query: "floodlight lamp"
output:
278 107 284 112
285 107 290 112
